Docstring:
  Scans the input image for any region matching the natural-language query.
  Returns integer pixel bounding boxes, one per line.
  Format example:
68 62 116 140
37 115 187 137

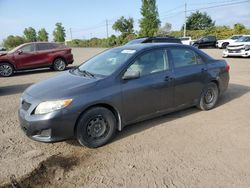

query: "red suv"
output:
0 42 74 77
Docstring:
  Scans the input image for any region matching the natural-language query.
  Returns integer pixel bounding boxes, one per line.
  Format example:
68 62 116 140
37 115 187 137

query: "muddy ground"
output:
0 48 250 188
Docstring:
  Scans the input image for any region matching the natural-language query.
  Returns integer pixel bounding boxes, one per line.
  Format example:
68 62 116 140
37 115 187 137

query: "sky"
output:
0 0 250 43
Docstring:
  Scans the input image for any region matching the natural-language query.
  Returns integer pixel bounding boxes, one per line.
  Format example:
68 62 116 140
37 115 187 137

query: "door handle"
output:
201 68 208 72
164 76 173 81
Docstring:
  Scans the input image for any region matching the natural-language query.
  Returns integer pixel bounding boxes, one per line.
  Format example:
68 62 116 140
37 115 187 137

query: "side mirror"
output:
122 70 140 80
17 49 23 54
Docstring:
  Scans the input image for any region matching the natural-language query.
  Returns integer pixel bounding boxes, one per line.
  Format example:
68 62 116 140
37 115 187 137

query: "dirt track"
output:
0 48 250 187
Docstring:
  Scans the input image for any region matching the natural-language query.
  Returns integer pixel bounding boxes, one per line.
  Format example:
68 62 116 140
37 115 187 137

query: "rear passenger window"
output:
37 43 50 51
170 48 204 68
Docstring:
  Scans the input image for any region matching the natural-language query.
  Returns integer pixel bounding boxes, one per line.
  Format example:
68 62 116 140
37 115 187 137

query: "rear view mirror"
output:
17 49 23 54
122 70 140 80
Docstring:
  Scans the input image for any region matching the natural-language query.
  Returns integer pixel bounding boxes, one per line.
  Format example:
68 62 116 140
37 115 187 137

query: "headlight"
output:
34 99 73 115
244 45 250 51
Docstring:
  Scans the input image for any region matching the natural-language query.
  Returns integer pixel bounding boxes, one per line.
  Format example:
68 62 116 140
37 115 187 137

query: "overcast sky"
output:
0 0 250 43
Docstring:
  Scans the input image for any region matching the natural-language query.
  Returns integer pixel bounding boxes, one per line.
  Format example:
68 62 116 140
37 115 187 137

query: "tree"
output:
3 35 26 49
139 0 161 37
53 23 66 42
37 28 49 41
234 23 246 34
185 11 215 30
157 22 172 36
112 16 134 37
23 27 37 42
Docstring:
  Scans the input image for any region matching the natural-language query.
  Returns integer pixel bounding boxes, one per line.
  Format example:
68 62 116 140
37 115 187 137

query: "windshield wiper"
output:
77 68 95 78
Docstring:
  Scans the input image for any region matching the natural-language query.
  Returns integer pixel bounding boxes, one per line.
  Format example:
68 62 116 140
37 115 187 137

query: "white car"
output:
216 35 243 49
180 37 192 45
223 35 250 58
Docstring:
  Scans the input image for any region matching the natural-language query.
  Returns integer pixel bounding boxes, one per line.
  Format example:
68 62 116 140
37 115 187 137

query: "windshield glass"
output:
78 48 136 76
180 37 190 41
231 35 242 40
236 36 250 42
126 38 146 45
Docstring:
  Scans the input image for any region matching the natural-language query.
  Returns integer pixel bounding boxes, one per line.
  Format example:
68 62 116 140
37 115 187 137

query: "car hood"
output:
25 70 101 100
228 41 250 47
217 39 233 43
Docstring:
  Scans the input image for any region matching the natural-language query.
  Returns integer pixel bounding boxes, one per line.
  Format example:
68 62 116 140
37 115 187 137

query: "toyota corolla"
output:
18 43 229 148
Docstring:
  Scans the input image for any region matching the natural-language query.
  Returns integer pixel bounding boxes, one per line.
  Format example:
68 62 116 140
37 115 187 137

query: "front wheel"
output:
76 107 117 148
0 63 14 77
197 83 219 111
53 58 66 71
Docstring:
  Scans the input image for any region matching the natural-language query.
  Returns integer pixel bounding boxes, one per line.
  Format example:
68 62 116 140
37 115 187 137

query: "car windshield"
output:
180 37 190 41
231 35 242 40
126 38 146 45
236 36 250 42
78 48 136 76
8 45 24 53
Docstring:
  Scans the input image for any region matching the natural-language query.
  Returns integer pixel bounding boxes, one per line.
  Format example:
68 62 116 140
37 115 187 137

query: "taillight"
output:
226 63 230 72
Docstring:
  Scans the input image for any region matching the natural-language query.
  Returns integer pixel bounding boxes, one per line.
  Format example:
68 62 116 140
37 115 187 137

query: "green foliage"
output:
23 27 37 42
53 23 66 42
157 22 172 36
37 28 49 41
170 24 250 40
3 35 26 49
112 16 134 37
186 11 215 30
234 23 246 34
139 0 160 37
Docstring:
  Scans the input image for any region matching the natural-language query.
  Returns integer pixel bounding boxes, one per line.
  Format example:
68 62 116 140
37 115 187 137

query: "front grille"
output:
22 100 31 111
228 49 241 53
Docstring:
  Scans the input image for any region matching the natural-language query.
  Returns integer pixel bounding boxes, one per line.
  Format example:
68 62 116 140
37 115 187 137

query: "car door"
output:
35 43 52 66
121 48 174 124
169 47 208 107
14 43 38 69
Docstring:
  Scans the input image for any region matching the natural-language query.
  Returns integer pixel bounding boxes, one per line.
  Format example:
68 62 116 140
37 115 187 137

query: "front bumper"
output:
223 50 250 57
18 93 77 142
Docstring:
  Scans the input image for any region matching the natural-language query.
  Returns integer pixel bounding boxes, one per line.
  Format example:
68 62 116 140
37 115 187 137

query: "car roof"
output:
117 43 186 51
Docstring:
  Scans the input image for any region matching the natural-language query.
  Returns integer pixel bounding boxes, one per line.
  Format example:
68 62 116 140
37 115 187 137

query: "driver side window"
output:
127 49 169 77
19 44 35 53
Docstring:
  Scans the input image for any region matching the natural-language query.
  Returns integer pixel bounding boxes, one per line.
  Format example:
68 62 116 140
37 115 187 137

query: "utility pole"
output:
106 19 109 38
184 2 187 37
69 28 72 41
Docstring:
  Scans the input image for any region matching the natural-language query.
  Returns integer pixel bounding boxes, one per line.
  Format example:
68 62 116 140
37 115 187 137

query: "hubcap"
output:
55 59 65 71
0 64 12 76
87 116 109 139
204 89 214 104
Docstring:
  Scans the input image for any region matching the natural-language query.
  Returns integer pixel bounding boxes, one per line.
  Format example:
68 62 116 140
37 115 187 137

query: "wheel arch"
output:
0 60 16 70
210 79 220 93
74 103 122 136
53 56 67 64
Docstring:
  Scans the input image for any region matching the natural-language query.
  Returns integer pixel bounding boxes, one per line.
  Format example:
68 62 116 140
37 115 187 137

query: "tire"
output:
53 58 66 71
76 107 117 148
197 83 219 111
222 42 228 49
0 62 14 77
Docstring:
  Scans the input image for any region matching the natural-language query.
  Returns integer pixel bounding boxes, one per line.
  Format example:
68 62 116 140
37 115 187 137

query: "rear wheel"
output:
76 107 117 148
53 58 66 71
0 62 14 77
197 83 219 111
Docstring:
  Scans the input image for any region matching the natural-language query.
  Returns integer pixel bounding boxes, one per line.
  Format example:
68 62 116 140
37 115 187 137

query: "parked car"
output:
19 43 230 148
125 36 182 45
192 36 217 48
0 46 6 51
180 37 192 45
216 35 243 49
223 35 250 57
0 42 74 77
